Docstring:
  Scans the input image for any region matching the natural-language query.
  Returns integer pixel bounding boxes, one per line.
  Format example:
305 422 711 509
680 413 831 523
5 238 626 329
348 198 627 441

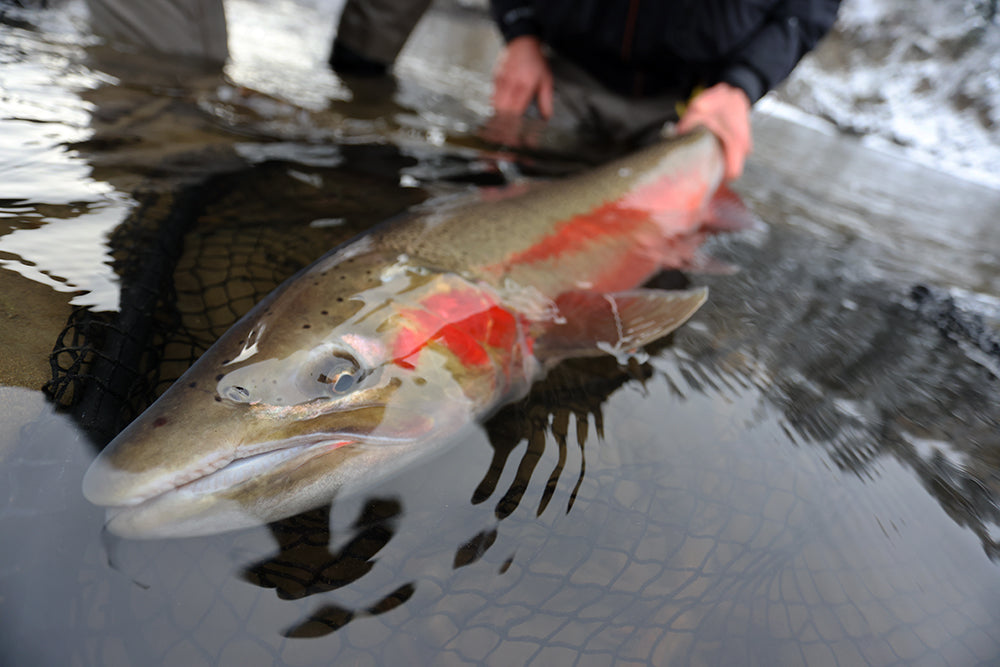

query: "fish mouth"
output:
94 435 370 539
84 404 439 510
90 432 380 510
84 407 443 538
165 435 356 500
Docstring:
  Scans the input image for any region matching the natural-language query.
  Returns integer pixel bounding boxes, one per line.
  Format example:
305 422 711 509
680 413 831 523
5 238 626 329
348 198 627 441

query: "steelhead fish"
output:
82 128 749 538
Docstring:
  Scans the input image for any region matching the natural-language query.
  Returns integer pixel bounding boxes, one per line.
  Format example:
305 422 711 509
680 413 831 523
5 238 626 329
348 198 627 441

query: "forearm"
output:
721 0 841 102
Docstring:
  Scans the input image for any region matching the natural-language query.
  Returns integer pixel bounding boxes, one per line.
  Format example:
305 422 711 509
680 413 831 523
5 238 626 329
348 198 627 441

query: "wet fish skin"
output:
82 128 742 538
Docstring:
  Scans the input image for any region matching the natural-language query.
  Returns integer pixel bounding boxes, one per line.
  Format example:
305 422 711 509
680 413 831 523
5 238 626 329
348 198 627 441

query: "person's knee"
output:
330 0 433 74
84 0 229 63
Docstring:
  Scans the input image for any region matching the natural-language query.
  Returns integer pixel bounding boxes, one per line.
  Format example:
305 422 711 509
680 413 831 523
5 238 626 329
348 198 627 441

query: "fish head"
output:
83 252 534 538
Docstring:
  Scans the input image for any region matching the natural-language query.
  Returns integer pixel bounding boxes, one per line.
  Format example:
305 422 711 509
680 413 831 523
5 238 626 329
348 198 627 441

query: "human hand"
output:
675 83 752 181
478 112 547 149
491 35 554 119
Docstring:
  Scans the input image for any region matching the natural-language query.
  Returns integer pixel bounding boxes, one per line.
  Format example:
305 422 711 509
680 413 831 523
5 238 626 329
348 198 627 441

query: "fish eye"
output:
309 352 364 396
318 368 356 393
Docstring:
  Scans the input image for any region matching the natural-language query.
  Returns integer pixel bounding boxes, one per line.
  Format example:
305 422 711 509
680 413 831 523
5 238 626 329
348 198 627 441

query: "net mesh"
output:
44 154 425 444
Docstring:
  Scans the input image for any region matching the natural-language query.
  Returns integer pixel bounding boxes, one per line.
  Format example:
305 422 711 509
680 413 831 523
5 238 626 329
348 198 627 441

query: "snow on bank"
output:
770 0 1000 189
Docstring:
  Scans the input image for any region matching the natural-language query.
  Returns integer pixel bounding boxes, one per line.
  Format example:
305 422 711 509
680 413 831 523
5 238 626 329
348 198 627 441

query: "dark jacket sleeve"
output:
720 0 841 103
489 0 541 43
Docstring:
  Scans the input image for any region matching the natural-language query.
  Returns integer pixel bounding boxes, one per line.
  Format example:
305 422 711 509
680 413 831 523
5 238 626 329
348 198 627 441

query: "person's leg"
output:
84 0 228 64
548 53 685 151
479 51 684 160
330 0 434 75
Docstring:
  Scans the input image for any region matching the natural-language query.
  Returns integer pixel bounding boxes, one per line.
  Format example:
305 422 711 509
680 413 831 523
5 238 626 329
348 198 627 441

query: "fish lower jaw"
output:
82 454 229 508
87 435 351 510
178 437 351 497
97 436 359 539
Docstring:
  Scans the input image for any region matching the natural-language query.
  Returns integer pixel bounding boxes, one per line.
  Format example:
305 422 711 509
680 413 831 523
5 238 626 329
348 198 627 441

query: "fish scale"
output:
391 129 728 297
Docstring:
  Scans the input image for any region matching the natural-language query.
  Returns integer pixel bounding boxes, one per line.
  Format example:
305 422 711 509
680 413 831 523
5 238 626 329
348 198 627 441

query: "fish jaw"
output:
98 435 354 539
82 374 457 538
97 431 430 539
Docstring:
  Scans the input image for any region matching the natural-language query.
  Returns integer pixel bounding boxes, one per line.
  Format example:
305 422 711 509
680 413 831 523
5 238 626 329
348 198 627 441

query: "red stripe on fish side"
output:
393 290 522 369
496 172 708 274
501 202 652 268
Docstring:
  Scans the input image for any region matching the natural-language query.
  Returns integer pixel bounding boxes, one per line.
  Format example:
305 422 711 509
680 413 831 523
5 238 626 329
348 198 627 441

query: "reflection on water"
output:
0 3 109 203
0 199 127 310
2 0 1000 665
0 3 124 311
241 501 416 638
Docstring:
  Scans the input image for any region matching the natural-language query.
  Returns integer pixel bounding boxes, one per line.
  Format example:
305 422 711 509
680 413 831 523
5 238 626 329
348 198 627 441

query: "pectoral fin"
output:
534 287 708 363
704 184 755 232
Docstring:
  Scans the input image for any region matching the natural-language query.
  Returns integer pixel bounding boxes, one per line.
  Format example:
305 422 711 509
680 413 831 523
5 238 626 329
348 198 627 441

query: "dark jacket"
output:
490 0 840 102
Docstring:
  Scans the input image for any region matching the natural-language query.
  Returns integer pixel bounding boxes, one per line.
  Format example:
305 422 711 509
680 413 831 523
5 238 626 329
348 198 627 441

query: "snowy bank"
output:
769 0 1000 188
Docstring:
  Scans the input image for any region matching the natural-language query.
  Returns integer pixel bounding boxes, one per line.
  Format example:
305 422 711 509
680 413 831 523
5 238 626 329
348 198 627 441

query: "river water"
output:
2 1 1000 665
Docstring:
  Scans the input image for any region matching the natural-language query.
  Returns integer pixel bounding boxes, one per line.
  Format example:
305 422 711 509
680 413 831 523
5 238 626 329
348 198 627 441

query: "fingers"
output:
536 75 554 119
491 36 553 118
480 113 525 146
479 112 547 149
676 83 752 181
491 73 534 117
